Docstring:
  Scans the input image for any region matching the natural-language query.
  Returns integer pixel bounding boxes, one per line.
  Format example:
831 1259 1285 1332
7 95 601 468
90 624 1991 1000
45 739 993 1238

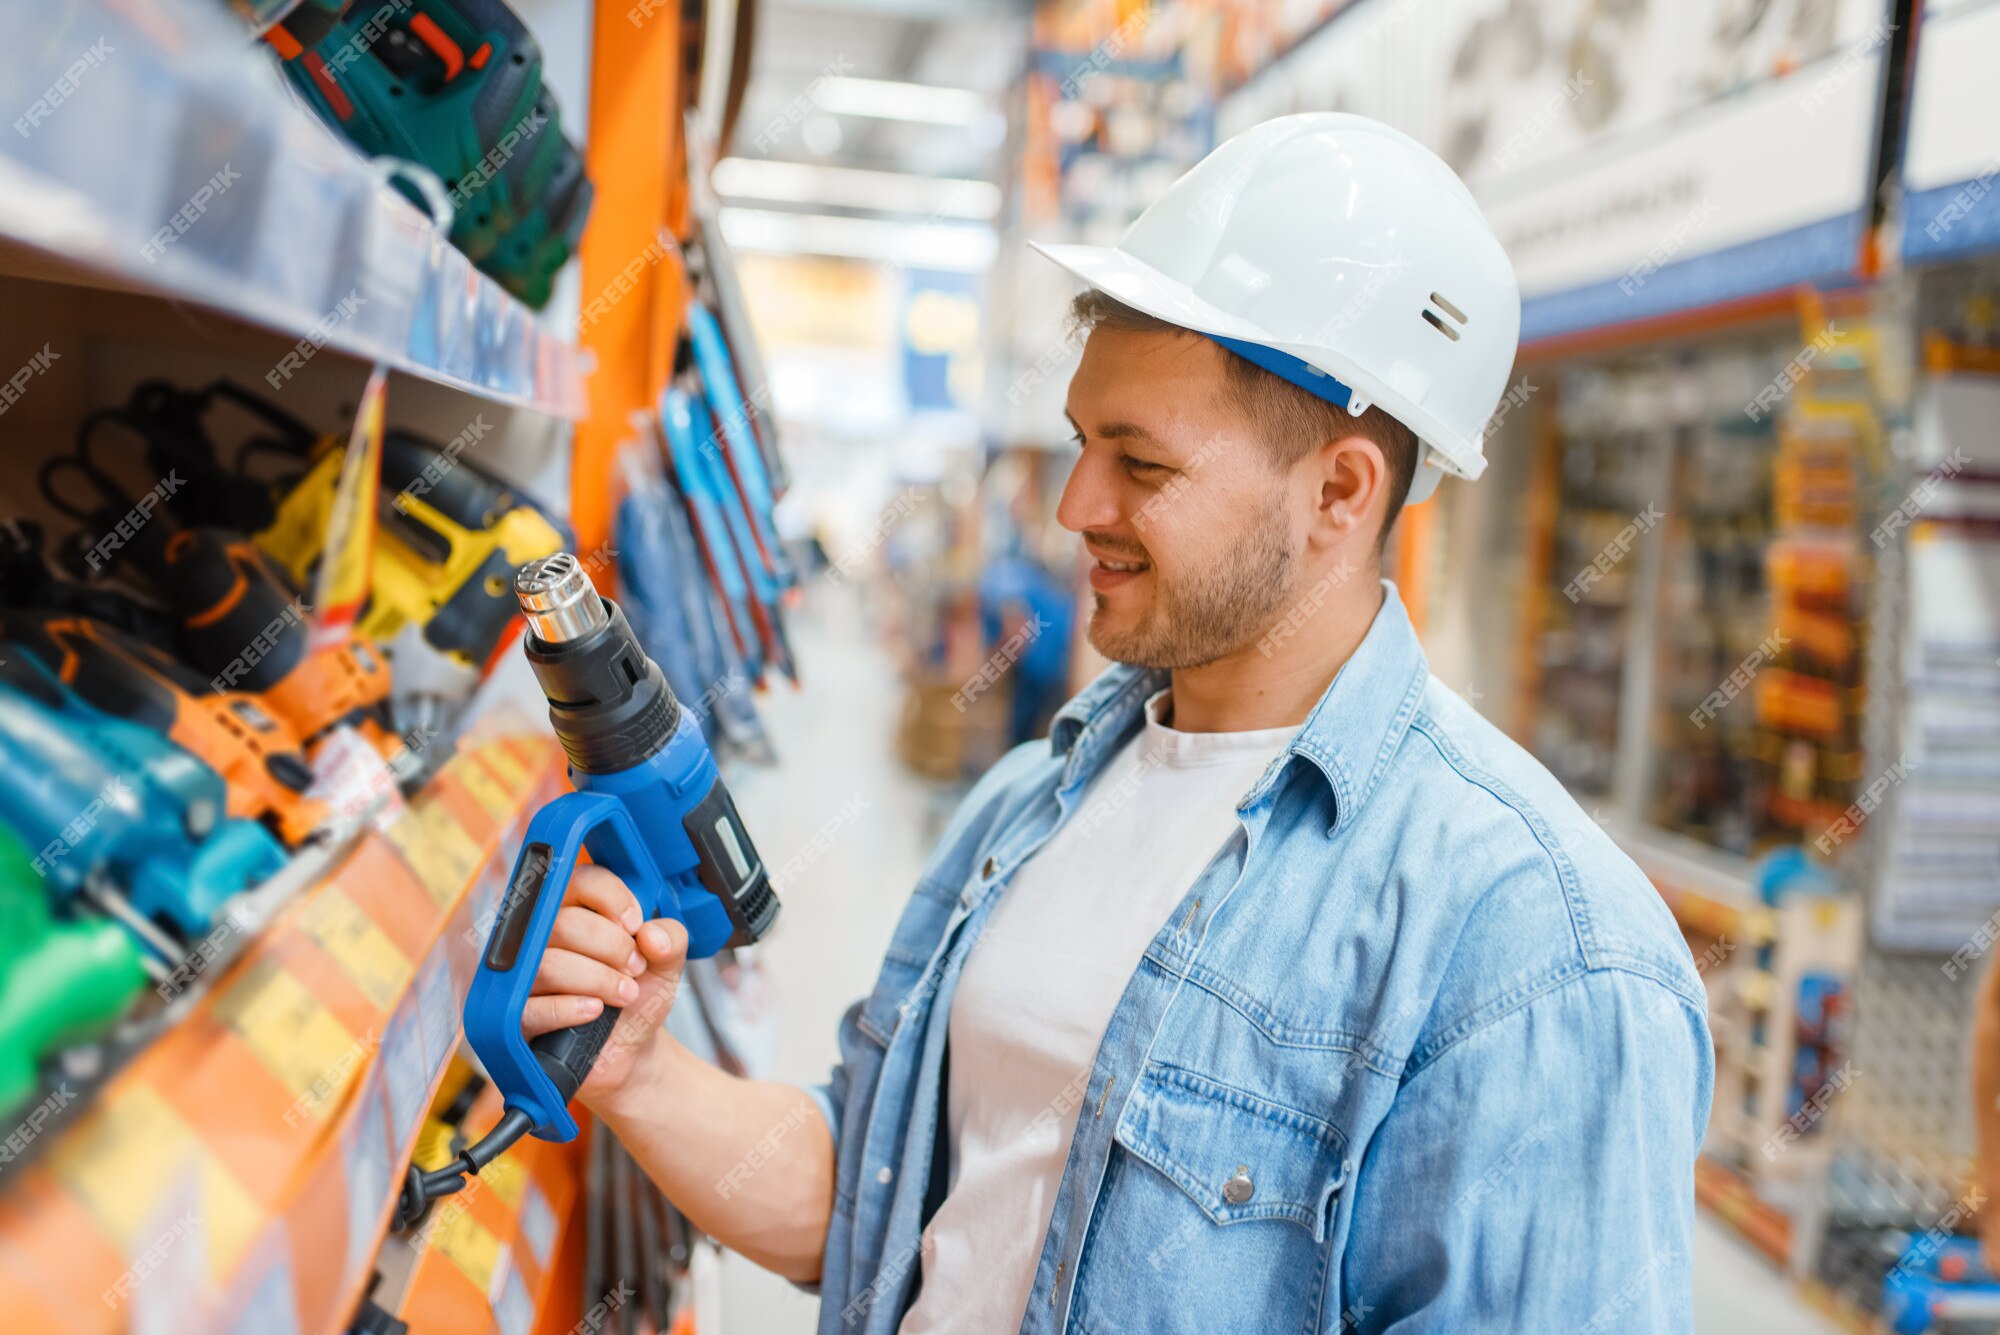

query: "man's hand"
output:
521 864 689 1103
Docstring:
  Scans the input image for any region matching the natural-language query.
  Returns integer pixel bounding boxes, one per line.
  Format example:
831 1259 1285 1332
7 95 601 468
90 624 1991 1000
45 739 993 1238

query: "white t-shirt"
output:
897 691 1295 1335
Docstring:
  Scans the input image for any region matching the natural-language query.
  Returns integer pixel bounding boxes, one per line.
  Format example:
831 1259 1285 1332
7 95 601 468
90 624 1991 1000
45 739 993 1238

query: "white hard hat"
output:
1032 113 1521 505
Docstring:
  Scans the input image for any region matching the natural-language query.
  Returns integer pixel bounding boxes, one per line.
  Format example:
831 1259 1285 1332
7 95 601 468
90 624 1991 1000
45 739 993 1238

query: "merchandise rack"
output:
0 723 562 1330
0 0 587 419
0 0 725 1326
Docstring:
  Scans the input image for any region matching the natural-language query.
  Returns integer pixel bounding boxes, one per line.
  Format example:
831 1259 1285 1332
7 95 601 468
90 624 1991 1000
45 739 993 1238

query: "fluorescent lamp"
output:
718 207 998 272
814 76 986 127
712 158 1001 220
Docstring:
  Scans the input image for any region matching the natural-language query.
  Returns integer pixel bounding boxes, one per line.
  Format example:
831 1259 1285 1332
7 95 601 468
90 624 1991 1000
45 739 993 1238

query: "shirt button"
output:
981 856 999 879
1222 1167 1254 1204
877 1166 894 1185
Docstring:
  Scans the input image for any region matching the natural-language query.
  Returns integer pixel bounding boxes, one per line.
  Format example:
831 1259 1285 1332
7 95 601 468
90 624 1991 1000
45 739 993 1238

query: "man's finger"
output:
637 917 688 971
533 948 640 1008
566 864 643 932
551 904 645 973
523 993 603 1038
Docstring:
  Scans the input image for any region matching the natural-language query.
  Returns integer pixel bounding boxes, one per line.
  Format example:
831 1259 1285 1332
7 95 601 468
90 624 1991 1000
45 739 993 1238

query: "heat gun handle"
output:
462 791 676 1142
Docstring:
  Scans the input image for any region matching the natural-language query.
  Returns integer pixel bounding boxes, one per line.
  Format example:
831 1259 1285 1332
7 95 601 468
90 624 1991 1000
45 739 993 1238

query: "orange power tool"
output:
0 613 330 846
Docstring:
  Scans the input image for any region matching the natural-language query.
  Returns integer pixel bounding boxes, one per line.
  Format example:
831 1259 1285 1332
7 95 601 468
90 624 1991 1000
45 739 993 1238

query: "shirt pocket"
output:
1070 1062 1349 1335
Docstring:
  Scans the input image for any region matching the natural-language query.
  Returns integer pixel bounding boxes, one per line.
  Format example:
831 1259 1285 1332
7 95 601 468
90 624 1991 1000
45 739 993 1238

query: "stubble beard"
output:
1087 506 1300 669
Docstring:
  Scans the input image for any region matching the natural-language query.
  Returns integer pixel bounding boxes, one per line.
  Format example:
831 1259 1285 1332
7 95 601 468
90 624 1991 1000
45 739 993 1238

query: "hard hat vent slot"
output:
1421 308 1462 342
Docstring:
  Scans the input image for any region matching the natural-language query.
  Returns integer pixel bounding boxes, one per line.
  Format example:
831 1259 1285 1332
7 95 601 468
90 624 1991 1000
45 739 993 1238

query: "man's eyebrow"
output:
1062 411 1158 443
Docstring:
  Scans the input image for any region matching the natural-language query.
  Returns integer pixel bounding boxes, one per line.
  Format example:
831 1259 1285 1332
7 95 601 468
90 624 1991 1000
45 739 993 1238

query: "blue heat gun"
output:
398 552 779 1227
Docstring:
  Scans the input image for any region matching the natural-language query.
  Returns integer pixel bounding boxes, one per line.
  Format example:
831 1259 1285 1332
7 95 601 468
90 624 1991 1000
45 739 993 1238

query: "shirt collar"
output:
1049 581 1429 833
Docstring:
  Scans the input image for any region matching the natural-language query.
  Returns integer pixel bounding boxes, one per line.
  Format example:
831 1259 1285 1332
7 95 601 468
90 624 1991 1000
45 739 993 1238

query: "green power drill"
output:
268 0 593 308
0 824 149 1118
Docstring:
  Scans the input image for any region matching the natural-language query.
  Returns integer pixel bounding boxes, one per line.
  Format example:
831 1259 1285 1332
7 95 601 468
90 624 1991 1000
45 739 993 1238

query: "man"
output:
521 115 1713 1333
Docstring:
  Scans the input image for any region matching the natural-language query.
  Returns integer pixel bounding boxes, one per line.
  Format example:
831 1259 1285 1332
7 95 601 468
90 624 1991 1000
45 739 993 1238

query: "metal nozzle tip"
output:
517 553 608 644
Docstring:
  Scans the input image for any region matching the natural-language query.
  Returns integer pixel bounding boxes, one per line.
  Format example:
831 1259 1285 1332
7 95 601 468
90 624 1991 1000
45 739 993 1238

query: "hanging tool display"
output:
0 614 329 846
687 302 789 589
0 823 150 1118
0 653 288 955
258 428 567 668
267 0 594 309
396 554 779 1225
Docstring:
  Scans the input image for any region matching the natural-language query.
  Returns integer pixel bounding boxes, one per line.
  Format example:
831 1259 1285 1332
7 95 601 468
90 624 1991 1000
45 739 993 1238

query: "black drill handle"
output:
530 1003 622 1109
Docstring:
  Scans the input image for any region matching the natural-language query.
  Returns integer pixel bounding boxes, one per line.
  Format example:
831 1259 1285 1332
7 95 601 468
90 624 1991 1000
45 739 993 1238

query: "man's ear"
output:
1310 434 1388 551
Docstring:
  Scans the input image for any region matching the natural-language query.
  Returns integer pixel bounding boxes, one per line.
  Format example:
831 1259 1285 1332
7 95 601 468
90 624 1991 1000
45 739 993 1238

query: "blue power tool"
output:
397 552 779 1226
0 653 287 959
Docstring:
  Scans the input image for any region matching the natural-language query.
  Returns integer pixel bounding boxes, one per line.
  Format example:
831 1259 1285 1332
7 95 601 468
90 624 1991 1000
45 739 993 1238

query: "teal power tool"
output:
395 554 778 1226
0 653 287 959
270 0 593 308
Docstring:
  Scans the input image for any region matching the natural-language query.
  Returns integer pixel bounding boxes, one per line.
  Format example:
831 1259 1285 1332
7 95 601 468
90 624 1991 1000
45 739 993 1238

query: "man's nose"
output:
1055 448 1123 535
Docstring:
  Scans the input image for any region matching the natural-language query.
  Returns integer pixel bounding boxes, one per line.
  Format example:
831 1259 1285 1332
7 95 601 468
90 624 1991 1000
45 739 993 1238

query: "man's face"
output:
1056 327 1307 669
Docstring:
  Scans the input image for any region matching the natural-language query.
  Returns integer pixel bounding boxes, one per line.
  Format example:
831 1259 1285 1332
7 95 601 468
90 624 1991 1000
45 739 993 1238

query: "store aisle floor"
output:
709 584 1844 1335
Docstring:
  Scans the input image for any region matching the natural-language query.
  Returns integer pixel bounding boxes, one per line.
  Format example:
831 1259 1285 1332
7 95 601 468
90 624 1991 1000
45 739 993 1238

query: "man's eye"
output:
1122 455 1168 475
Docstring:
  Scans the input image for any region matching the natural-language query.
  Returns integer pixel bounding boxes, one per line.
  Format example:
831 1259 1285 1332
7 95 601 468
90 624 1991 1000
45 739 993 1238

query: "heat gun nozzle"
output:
517 553 610 645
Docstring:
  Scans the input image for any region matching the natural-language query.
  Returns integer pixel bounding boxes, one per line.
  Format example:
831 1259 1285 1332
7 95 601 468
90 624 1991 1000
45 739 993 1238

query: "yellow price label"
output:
475 742 534 794
214 961 363 1108
386 802 483 905
300 888 412 1011
455 757 518 823
431 1207 503 1294
480 1150 528 1209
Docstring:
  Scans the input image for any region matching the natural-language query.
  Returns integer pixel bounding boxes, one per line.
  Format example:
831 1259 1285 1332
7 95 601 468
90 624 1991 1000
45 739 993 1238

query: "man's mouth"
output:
1088 552 1150 591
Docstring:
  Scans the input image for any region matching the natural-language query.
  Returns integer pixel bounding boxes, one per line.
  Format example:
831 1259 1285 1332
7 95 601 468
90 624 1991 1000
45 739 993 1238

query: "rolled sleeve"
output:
1340 968 1713 1334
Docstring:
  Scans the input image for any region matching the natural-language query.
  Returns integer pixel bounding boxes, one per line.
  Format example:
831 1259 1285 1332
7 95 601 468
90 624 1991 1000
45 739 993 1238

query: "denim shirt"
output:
810 585 1713 1335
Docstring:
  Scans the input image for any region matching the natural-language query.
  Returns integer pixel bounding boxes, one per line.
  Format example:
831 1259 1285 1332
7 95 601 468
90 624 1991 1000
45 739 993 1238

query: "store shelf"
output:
389 1083 586 1333
0 0 588 420
0 724 562 1333
1697 1157 1795 1268
1605 818 1775 944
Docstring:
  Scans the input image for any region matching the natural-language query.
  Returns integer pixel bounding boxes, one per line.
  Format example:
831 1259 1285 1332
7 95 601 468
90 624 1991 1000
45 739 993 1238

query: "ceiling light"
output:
713 159 1001 220
718 207 997 272
814 76 987 127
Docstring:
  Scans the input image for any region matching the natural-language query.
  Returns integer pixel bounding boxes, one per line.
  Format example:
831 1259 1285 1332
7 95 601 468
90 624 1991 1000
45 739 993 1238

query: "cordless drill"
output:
400 553 778 1224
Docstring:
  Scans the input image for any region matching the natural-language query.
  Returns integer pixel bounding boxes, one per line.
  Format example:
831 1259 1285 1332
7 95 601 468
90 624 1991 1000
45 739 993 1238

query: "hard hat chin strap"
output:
1203 334 1371 416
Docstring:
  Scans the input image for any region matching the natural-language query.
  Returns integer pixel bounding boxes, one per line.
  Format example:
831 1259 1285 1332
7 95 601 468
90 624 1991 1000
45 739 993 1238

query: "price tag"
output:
431 1207 503 1296
214 961 362 1107
385 801 483 905
455 756 519 823
299 888 411 1011
518 1182 556 1268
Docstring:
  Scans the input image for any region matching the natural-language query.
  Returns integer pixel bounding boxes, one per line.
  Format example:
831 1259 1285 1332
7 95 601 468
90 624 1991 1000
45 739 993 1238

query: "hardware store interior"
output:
1 0 1997 1331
